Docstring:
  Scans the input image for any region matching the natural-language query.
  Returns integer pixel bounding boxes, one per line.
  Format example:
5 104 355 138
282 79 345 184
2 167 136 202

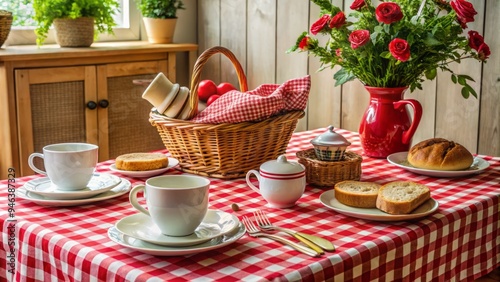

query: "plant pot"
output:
0 10 13 48
54 17 95 47
359 86 422 158
143 17 177 44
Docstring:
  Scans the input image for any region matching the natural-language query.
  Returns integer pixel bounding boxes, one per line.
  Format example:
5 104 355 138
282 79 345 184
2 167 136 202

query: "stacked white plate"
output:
17 173 131 206
108 209 245 256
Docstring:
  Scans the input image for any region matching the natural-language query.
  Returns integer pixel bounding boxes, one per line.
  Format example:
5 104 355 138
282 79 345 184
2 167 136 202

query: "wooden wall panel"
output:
197 0 221 83
196 0 500 156
247 0 277 89
435 1 485 153
307 2 341 130
276 0 310 131
479 0 500 156
220 0 247 88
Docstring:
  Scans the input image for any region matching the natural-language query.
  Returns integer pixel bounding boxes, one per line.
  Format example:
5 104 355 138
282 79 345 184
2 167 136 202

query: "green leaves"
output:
451 74 478 99
334 68 355 86
287 0 488 99
33 0 119 46
136 0 185 19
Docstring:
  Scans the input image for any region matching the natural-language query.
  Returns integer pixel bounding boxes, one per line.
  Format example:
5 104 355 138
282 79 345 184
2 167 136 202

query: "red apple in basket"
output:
206 94 221 106
198 80 218 102
217 82 237 95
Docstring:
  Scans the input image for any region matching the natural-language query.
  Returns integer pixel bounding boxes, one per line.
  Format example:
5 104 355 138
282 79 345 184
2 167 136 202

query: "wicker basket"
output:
54 17 94 47
297 149 362 187
150 46 305 179
0 10 12 47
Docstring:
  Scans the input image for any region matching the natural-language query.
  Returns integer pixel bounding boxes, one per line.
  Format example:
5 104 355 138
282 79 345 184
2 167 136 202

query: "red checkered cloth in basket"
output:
191 75 310 124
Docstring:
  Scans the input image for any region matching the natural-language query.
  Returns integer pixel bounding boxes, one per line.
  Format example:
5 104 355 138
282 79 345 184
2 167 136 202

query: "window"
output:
0 0 140 46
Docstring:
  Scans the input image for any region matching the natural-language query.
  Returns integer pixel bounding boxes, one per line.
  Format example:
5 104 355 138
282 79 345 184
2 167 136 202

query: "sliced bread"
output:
334 180 382 208
376 181 430 215
115 153 168 171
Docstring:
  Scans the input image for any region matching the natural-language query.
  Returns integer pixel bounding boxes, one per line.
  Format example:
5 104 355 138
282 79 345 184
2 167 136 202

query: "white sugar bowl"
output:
246 155 306 208
311 125 351 161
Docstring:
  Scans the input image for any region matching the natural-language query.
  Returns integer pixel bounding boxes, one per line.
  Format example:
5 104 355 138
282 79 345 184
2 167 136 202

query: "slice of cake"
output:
115 153 168 171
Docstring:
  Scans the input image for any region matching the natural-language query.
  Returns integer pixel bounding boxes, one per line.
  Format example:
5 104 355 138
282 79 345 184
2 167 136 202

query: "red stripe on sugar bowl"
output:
260 171 305 180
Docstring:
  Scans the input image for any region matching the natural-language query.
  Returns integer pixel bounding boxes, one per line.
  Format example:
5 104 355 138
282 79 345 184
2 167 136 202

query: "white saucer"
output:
23 173 122 200
387 152 490 178
108 223 245 256
115 210 239 247
109 157 179 178
319 190 439 221
17 179 131 207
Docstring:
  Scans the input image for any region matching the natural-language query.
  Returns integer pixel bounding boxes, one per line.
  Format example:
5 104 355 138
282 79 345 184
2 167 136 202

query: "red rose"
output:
299 36 311 50
450 0 477 27
329 12 346 29
375 2 403 24
310 15 330 35
468 30 484 51
477 43 491 61
389 38 410 62
349 30 370 49
350 0 366 10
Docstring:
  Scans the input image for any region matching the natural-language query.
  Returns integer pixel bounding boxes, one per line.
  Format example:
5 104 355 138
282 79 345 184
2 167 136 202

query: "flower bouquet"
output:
288 0 490 99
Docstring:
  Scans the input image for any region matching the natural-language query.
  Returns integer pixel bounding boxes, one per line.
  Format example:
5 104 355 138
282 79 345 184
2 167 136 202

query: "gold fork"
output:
254 210 335 252
241 216 321 257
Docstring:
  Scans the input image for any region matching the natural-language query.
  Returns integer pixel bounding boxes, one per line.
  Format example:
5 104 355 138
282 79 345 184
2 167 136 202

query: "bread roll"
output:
115 153 168 171
376 181 430 215
407 138 473 171
334 181 382 208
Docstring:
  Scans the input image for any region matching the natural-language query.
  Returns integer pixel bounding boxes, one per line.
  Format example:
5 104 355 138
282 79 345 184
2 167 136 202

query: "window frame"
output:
3 0 141 46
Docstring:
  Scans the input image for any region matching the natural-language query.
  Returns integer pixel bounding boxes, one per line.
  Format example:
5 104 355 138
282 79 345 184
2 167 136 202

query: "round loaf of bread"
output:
407 138 473 171
334 180 382 208
115 153 168 171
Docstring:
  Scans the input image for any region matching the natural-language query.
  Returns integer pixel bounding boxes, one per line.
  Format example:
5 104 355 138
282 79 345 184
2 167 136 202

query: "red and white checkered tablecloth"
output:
1 129 499 281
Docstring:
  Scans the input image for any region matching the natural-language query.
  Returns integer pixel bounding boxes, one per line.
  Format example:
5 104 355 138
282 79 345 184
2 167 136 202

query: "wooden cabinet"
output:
0 42 198 178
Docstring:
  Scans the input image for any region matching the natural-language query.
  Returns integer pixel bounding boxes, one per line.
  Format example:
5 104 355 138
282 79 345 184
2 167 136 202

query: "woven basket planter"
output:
54 17 94 47
150 46 305 179
297 149 362 187
0 10 12 47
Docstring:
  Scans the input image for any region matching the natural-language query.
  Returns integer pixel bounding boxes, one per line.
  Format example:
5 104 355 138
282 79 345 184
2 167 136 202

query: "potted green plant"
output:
33 0 119 47
136 0 185 43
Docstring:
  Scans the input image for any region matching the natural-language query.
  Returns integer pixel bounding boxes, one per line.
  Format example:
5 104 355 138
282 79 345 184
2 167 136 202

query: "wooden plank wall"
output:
194 0 500 157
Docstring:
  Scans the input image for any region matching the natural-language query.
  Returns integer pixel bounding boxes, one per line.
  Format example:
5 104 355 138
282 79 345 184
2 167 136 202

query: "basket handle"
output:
187 46 248 119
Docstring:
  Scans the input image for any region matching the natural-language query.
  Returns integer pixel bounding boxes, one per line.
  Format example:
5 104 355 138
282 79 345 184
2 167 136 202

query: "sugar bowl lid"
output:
260 155 304 175
311 125 351 146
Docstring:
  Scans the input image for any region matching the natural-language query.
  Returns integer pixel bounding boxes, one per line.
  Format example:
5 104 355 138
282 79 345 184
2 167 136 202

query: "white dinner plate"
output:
115 210 240 247
319 190 439 221
23 173 121 200
387 152 490 178
108 223 245 256
109 157 179 178
17 179 131 207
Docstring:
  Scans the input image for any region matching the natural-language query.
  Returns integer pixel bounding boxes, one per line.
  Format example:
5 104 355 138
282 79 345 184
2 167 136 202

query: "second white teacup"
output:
28 143 98 190
129 175 210 237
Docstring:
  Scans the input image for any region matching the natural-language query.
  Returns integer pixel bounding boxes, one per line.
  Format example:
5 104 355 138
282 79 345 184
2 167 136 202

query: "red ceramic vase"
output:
359 86 423 158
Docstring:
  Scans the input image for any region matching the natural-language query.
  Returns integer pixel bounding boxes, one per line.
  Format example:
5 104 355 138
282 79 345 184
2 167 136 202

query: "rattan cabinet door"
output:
15 66 98 176
96 60 168 161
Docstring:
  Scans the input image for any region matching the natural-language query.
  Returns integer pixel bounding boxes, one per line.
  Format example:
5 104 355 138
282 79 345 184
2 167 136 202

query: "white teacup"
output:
28 143 98 190
129 175 210 237
246 155 306 208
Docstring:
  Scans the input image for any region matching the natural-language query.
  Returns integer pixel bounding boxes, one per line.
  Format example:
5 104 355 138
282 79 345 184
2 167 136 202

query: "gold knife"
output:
294 232 335 252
